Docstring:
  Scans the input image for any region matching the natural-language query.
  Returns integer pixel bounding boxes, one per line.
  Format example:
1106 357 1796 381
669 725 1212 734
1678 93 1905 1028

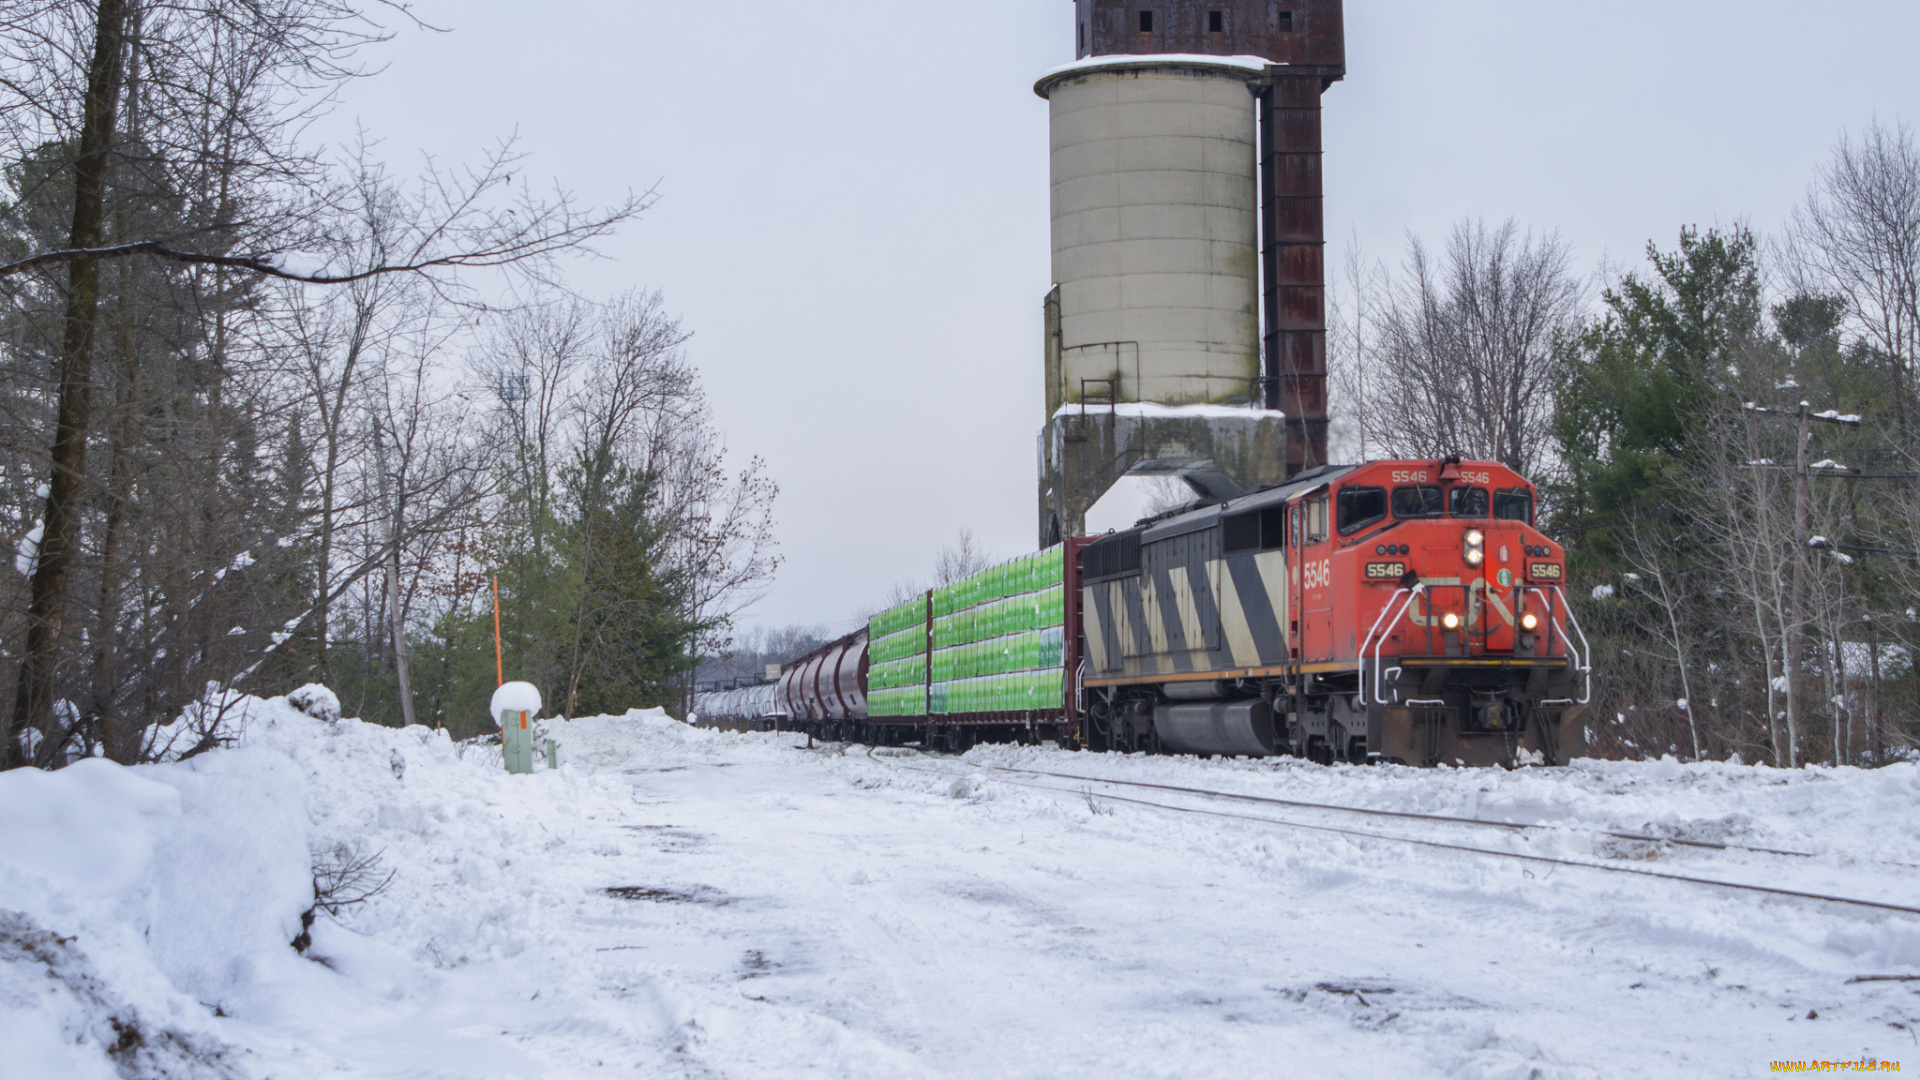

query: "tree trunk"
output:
370 416 417 727
89 304 141 762
8 0 131 769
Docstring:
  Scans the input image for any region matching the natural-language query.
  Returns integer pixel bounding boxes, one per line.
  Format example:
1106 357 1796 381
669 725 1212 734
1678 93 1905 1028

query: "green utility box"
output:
492 681 543 775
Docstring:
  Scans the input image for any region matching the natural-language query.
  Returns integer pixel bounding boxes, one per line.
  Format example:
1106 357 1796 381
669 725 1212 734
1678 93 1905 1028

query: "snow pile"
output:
0 747 311 1078
5 691 777 1077
284 683 340 722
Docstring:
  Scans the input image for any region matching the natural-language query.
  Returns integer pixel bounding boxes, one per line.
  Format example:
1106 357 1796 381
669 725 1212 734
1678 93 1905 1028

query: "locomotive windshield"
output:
1495 487 1534 523
1336 486 1387 534
1449 486 1490 518
1392 485 1442 518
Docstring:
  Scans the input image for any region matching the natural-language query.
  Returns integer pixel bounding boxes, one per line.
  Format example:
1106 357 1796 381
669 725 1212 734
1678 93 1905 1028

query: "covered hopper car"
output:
698 457 1591 766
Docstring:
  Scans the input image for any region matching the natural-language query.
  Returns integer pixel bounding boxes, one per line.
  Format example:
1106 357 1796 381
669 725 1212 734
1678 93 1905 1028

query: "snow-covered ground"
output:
4 697 1918 1078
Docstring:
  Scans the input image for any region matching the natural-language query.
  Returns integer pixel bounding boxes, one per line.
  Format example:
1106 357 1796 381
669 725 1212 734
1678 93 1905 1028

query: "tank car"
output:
775 628 870 741
691 682 784 731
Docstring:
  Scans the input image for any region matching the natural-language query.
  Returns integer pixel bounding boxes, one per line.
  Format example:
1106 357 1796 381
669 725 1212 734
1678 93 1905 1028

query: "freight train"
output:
694 457 1591 766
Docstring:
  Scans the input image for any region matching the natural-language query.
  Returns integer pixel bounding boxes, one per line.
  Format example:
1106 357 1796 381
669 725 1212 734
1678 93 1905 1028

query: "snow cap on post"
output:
491 682 542 725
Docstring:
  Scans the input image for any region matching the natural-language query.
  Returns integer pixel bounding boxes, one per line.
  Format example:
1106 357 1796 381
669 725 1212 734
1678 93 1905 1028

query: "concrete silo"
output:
1039 55 1265 410
1037 1 1346 547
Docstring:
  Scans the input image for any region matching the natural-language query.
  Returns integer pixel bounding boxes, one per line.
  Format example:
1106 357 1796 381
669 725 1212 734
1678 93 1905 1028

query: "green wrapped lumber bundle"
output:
866 599 927 718
929 546 1066 716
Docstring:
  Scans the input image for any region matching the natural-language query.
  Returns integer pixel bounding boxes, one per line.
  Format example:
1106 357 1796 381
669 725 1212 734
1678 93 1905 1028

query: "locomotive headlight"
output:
1466 529 1485 547
1521 612 1540 631
1464 528 1486 567
1442 612 1462 631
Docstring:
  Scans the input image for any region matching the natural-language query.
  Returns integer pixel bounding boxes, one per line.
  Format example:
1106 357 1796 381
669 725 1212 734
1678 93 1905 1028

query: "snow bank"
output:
0 742 312 1077
14 690 1918 1076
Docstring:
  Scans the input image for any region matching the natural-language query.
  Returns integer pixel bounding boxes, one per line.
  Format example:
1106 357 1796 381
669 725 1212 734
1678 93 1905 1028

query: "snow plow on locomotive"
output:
696 457 1590 767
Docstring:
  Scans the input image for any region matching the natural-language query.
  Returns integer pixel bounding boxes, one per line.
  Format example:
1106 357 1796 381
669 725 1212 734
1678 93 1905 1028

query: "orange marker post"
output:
492 576 504 688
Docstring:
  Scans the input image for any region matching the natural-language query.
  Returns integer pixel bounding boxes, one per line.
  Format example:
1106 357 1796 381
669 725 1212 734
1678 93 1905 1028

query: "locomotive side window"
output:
1393 485 1443 518
1336 486 1387 535
1494 488 1534 524
1304 493 1329 543
1450 486 1490 518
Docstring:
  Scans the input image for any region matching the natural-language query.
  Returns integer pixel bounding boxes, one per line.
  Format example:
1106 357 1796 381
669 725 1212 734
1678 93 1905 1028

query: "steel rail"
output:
860 747 1920 913
986 764 1830 861
1034 781 1920 917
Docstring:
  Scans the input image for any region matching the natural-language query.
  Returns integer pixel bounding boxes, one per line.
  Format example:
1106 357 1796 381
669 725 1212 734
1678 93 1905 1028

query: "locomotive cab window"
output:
1495 488 1534 524
1337 486 1387 535
1393 485 1443 519
1450 486 1490 518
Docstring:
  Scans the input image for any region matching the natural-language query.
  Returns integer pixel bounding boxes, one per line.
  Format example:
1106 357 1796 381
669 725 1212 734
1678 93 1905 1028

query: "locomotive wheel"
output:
1305 735 1331 766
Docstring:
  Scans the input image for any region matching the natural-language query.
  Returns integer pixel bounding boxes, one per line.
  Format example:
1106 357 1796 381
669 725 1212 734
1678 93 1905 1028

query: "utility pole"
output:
1744 400 1862 768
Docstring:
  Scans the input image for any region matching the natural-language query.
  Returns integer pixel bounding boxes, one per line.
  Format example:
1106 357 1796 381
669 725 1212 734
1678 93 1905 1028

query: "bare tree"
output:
1786 120 1920 442
1619 518 1702 760
934 528 992 586
0 1 643 765
1327 231 1389 462
1360 219 1584 477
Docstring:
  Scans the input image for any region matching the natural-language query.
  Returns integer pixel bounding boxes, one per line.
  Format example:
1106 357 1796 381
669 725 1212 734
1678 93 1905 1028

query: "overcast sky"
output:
325 0 1920 638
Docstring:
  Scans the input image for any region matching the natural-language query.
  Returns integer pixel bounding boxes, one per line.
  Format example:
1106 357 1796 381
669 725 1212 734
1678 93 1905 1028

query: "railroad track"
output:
859 745 1920 918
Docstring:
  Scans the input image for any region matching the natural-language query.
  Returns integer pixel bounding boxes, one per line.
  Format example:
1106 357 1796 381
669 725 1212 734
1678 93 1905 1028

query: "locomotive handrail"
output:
1363 581 1592 708
1528 586 1593 705
1359 584 1423 706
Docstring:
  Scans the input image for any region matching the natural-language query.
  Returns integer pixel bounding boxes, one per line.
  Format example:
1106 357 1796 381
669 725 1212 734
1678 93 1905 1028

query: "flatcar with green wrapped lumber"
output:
774 544 1088 751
